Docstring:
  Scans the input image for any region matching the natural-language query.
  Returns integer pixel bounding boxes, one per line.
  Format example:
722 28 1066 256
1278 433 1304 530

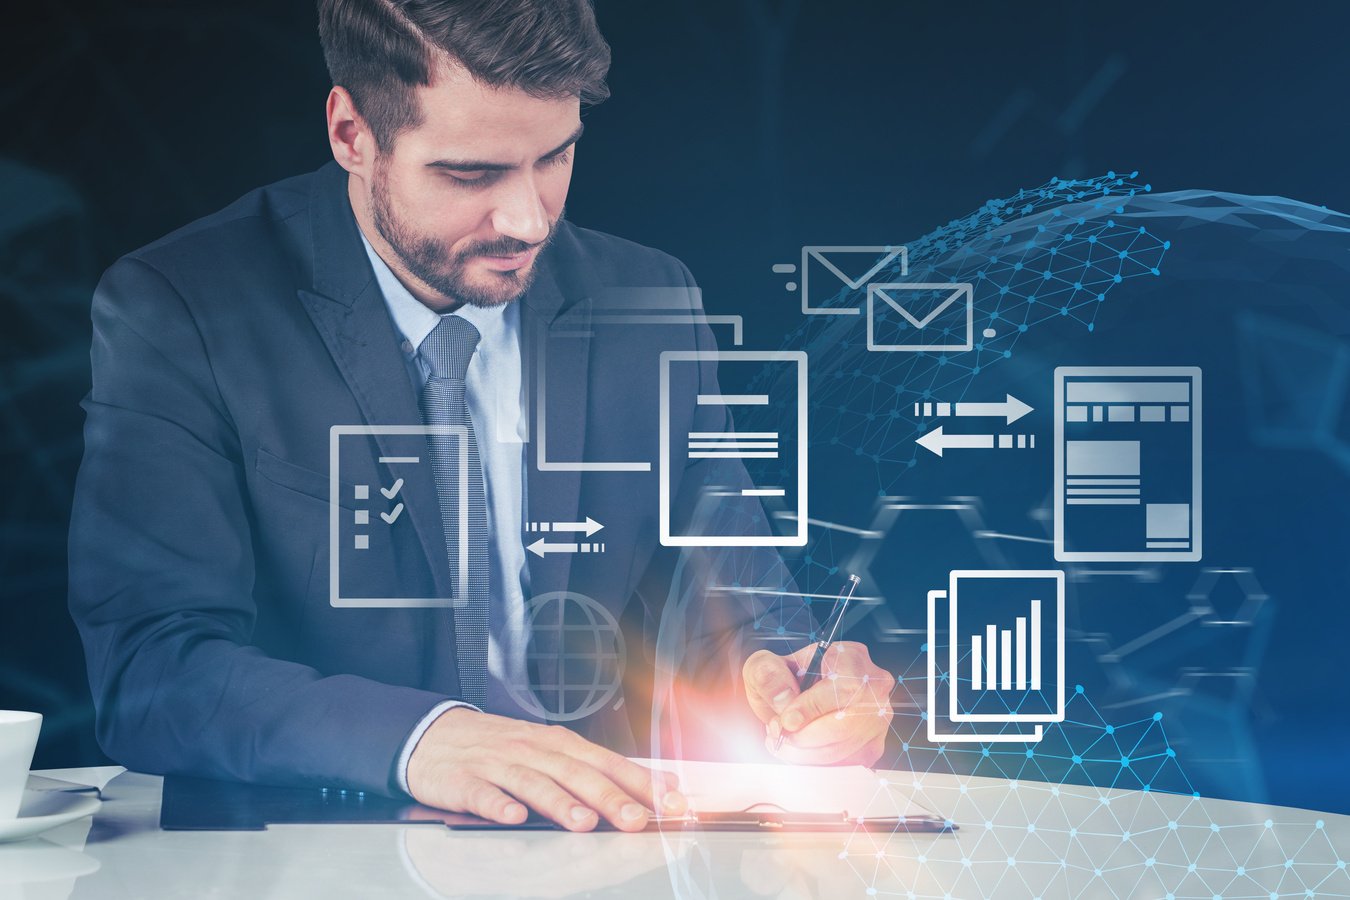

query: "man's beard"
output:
371 161 558 308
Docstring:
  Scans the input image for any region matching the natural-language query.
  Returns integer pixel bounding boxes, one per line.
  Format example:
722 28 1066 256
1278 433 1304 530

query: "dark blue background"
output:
3 1 1347 811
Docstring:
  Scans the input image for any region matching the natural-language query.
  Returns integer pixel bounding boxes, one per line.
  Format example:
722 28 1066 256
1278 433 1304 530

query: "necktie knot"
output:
420 315 481 382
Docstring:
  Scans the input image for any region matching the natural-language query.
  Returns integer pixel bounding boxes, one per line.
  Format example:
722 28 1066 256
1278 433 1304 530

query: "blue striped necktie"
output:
418 315 490 707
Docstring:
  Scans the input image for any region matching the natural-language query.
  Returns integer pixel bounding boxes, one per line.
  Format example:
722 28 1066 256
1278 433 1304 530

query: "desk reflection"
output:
402 826 690 899
0 818 99 900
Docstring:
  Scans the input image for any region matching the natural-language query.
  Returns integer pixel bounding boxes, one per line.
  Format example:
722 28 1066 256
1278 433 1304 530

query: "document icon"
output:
866 282 974 353
329 424 469 608
800 245 906 316
926 585 1045 745
1054 367 1202 562
943 570 1065 726
659 350 807 547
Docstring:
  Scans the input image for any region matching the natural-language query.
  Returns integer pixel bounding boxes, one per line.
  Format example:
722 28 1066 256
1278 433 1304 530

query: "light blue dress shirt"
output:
358 233 532 792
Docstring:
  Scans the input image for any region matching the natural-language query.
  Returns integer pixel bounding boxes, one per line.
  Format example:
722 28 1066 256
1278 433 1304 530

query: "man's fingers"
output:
451 776 529 824
777 703 886 748
742 649 800 723
563 731 687 814
494 763 598 832
779 645 896 733
778 678 850 734
766 731 865 766
535 753 651 832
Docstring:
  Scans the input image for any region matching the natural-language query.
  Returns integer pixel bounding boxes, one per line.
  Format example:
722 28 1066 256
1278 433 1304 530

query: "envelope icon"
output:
801 245 907 316
867 282 974 353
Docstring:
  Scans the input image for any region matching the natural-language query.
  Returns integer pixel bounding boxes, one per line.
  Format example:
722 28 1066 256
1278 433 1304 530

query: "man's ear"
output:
326 86 374 176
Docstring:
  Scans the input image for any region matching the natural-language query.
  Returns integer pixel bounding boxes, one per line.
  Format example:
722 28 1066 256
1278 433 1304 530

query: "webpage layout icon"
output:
659 350 807 547
944 570 1065 726
1054 367 1202 562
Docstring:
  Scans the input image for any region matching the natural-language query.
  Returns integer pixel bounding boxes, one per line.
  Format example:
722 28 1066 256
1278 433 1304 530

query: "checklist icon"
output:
329 425 470 608
351 478 404 550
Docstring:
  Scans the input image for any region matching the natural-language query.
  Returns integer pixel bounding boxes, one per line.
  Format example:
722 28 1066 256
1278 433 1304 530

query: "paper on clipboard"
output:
635 759 937 821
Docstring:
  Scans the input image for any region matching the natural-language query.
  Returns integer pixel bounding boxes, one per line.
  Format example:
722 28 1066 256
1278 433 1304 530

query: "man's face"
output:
365 64 581 308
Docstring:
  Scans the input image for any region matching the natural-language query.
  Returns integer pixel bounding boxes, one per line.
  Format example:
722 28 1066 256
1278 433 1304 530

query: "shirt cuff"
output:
396 699 480 796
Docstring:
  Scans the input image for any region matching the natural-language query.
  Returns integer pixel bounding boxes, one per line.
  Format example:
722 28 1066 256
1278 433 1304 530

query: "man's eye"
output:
543 151 572 169
447 170 495 186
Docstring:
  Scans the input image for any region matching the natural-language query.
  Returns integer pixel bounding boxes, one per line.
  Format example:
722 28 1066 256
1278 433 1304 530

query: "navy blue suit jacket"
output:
68 162 806 795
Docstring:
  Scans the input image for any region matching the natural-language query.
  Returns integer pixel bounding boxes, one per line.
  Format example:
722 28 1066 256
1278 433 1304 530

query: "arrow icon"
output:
552 517 604 536
916 426 1036 457
956 394 1033 424
525 517 604 537
914 394 1033 424
527 538 607 558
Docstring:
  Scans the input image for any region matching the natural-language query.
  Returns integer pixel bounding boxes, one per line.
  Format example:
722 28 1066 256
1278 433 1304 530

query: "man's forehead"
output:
404 62 583 164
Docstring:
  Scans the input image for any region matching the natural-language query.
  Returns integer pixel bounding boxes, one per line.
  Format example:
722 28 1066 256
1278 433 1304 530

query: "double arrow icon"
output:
525 517 606 558
915 394 1037 457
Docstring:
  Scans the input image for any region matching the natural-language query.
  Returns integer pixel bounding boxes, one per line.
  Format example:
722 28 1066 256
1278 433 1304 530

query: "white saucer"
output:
0 791 102 844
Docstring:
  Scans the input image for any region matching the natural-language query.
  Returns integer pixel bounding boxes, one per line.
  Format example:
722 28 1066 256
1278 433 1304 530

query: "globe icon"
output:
507 591 626 723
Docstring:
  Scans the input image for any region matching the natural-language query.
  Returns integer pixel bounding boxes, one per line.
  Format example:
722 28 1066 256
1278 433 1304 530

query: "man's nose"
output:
490 176 550 246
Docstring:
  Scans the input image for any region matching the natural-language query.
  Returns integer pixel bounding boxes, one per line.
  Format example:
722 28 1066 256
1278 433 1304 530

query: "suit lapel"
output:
518 247 595 702
295 163 456 603
296 162 600 701
521 255 593 603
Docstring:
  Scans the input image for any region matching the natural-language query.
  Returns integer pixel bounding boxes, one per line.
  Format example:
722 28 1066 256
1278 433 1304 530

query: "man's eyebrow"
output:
424 123 585 172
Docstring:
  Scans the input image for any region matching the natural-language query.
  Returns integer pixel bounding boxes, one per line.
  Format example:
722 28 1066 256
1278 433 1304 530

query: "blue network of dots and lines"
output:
838 673 1350 899
744 172 1170 497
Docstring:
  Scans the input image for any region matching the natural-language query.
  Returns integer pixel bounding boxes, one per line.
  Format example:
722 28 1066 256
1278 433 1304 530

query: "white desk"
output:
4 766 1349 899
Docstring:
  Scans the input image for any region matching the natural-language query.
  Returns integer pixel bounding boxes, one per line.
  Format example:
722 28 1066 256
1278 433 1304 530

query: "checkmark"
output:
380 503 404 525
380 478 404 500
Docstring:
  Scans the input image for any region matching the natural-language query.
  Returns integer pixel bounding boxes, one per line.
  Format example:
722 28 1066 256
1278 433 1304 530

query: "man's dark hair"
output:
317 0 611 151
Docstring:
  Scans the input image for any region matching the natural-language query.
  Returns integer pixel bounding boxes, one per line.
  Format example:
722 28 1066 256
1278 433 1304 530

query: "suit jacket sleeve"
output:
68 256 450 795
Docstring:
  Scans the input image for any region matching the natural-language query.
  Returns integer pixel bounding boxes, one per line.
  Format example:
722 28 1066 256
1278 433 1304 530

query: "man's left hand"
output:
742 642 895 766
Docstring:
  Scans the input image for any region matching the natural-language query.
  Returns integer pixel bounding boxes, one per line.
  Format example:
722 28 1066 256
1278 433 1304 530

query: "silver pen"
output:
773 574 861 752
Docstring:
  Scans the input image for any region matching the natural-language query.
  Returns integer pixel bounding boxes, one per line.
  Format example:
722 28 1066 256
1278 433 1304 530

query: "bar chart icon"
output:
970 599 1042 692
945 570 1065 725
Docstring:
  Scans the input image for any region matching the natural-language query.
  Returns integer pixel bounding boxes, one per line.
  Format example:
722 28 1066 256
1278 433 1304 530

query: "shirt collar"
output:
358 229 510 353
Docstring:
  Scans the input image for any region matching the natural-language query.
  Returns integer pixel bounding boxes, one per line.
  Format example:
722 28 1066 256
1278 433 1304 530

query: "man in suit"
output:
68 0 894 833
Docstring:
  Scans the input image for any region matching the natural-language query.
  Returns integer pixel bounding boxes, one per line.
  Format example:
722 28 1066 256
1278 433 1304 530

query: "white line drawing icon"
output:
776 245 907 316
916 427 1036 456
659 350 808 547
528 287 744 473
926 587 1044 745
913 395 1033 424
525 517 603 536
330 424 468 608
526 539 606 557
1054 367 1202 562
925 570 1064 744
866 282 974 353
945 571 1064 724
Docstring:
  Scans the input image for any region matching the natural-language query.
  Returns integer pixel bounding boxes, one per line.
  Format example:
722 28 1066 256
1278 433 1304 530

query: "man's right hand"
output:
406 707 687 832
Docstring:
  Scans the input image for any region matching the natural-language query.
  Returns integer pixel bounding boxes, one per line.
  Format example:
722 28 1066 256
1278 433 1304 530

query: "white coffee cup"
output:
0 711 42 819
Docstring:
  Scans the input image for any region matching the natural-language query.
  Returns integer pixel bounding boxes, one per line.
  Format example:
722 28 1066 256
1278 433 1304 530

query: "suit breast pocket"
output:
249 447 346 601
251 446 433 616
253 446 359 511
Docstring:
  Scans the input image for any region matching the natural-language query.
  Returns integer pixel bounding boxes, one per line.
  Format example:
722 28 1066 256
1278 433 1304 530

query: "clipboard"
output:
451 804 955 833
160 776 956 833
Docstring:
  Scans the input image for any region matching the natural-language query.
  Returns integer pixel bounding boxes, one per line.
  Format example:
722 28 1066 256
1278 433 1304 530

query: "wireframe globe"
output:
507 590 626 723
